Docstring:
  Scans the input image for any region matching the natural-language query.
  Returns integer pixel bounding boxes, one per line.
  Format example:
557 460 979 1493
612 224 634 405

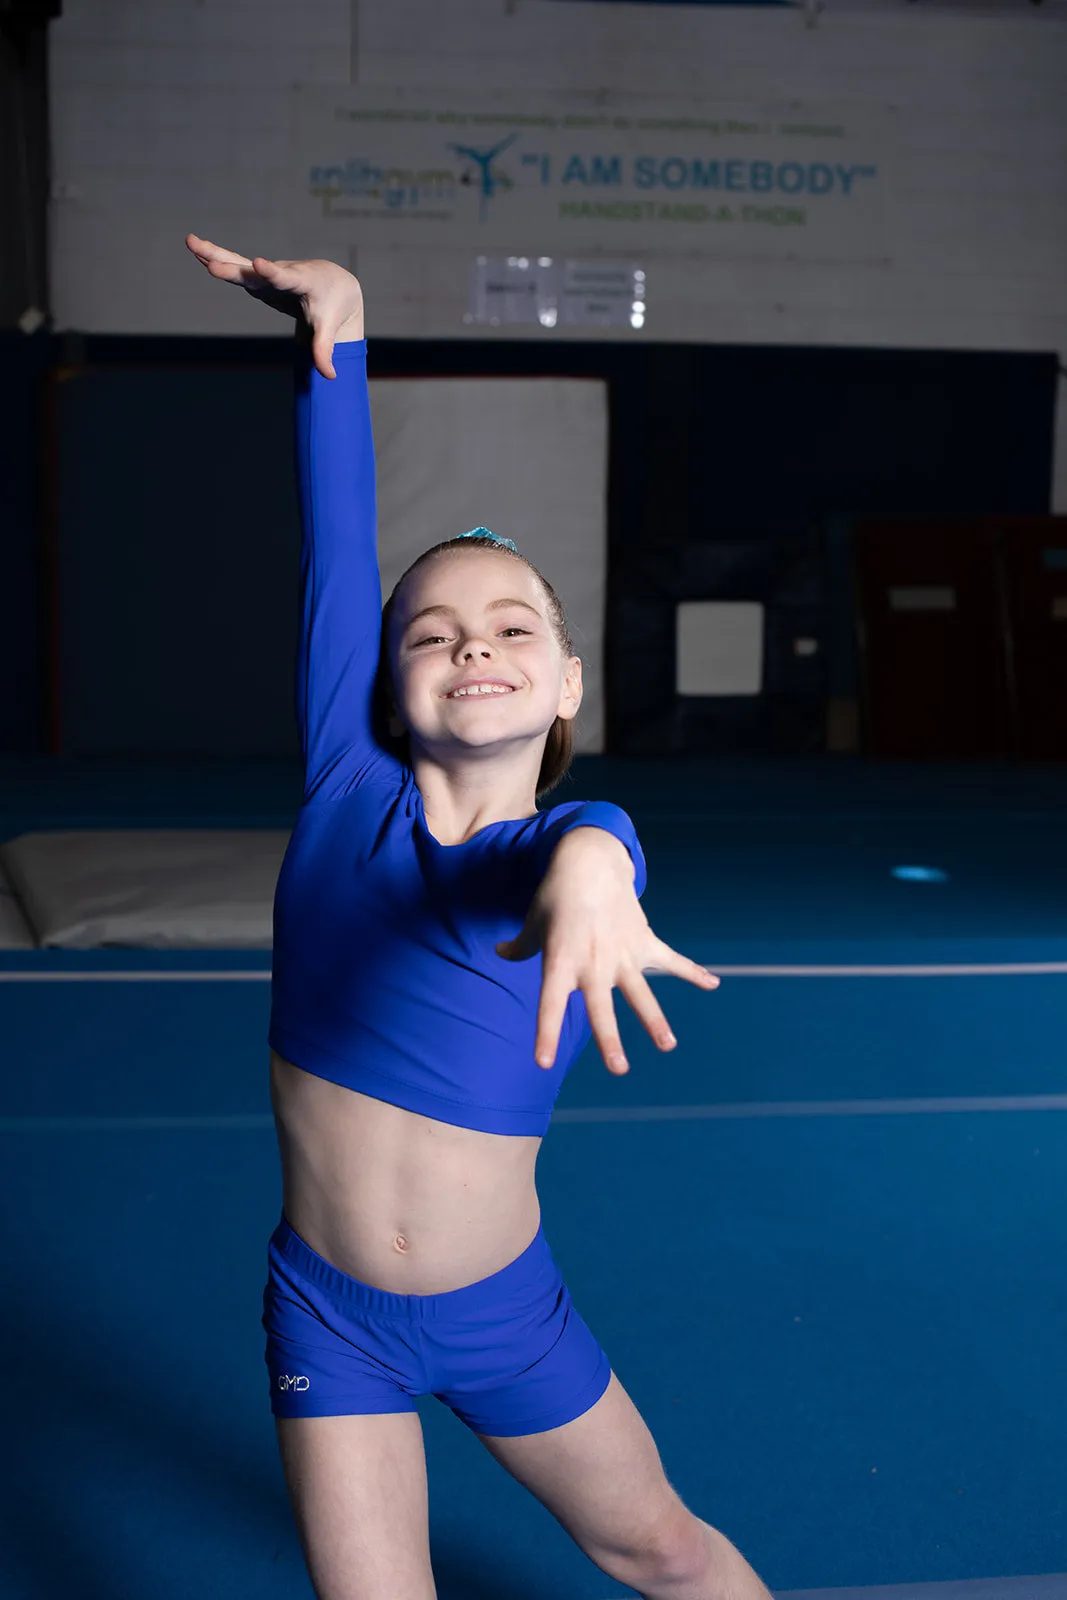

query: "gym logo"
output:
447 133 518 220
277 1373 311 1392
308 130 524 224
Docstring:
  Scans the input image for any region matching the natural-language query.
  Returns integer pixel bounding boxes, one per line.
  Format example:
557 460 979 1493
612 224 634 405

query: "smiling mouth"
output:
445 685 517 699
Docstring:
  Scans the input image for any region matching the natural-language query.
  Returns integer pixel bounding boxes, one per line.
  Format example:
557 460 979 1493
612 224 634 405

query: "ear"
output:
556 655 583 723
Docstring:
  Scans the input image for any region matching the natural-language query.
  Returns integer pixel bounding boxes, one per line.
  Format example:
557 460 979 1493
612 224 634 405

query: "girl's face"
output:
388 548 582 758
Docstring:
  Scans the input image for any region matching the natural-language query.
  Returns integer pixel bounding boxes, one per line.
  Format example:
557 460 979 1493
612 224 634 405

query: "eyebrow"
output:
402 598 542 633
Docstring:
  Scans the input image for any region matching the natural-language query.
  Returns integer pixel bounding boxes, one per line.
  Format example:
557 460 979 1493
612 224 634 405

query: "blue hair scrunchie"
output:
453 526 518 554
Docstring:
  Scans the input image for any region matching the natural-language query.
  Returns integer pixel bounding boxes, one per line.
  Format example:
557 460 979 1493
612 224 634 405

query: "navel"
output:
393 1233 409 1253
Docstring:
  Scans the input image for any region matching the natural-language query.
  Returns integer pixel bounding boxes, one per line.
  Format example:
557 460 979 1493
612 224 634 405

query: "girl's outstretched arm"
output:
497 827 720 1076
186 237 380 800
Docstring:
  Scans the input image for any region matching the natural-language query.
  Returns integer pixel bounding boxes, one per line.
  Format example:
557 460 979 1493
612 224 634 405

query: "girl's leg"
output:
476 1373 773 1600
276 1412 436 1600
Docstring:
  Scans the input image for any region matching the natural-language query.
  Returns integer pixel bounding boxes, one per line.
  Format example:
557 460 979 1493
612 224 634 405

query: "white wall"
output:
49 0 1067 506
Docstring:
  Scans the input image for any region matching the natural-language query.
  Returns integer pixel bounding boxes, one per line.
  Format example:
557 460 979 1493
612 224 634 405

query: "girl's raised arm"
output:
186 237 381 801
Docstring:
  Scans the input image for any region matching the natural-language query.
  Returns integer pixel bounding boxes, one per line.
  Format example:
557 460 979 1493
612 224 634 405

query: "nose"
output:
457 637 495 662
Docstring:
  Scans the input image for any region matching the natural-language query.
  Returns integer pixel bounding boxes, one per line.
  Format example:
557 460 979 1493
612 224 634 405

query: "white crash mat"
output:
0 863 35 948
0 831 290 949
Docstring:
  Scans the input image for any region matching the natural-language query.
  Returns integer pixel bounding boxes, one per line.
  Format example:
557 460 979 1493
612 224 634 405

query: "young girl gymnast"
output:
186 234 773 1600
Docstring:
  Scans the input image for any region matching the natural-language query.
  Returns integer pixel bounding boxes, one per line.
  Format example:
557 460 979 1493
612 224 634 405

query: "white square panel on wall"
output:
676 601 764 696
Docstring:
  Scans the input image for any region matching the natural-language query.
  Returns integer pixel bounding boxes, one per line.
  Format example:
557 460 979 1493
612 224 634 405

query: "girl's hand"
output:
185 233 364 380
496 828 719 1076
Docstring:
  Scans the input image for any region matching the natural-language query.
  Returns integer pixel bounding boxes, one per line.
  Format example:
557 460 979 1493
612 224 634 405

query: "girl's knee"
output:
593 1504 711 1592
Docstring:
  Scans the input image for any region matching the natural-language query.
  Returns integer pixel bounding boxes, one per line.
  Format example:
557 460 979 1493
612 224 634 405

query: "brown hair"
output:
375 535 576 801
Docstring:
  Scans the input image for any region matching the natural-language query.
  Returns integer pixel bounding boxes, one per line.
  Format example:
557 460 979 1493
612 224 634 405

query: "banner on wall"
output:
293 88 889 262
543 0 1067 10
545 1 797 6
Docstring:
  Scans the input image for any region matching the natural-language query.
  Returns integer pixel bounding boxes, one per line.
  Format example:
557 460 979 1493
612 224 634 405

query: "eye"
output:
413 627 529 646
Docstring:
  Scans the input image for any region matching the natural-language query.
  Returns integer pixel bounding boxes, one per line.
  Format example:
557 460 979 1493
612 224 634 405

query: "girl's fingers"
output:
582 978 628 1075
186 235 274 295
189 242 360 362
186 236 260 286
310 328 337 382
250 258 343 375
617 967 676 1052
533 962 572 1071
211 262 266 288
644 937 720 990
186 233 254 268
252 256 304 292
187 241 302 304
534 951 716 1079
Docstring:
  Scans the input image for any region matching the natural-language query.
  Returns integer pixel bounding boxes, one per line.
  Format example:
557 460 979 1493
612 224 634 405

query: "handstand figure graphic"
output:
448 132 518 219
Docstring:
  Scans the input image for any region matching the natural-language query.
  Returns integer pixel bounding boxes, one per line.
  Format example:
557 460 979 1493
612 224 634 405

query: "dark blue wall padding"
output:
0 331 49 753
54 363 301 758
618 346 1057 553
37 337 1057 761
605 347 1057 756
613 528 830 755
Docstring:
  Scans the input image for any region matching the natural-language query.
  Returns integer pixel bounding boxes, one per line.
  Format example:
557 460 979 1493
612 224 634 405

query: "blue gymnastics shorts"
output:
262 1215 612 1437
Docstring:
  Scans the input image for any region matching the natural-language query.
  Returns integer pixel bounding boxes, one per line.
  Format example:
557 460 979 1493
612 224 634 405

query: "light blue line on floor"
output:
0 969 272 982
604 1577 1067 1600
772 1574 1067 1600
0 1112 276 1132
4 963 1067 981
554 1095 1067 1122
2 1095 1066 1134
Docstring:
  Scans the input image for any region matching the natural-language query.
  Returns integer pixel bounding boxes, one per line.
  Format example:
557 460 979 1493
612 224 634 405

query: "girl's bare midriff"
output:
269 1051 543 1294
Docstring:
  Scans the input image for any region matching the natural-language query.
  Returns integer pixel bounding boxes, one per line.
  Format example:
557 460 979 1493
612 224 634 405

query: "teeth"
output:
449 684 513 697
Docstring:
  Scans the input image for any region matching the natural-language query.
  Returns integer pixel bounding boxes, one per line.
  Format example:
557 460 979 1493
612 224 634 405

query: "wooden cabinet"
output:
854 517 1067 761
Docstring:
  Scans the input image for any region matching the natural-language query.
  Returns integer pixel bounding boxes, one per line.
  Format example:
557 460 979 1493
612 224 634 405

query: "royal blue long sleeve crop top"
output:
268 339 646 1136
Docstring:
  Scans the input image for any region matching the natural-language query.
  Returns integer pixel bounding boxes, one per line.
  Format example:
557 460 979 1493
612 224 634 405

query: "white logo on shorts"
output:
277 1373 310 1392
